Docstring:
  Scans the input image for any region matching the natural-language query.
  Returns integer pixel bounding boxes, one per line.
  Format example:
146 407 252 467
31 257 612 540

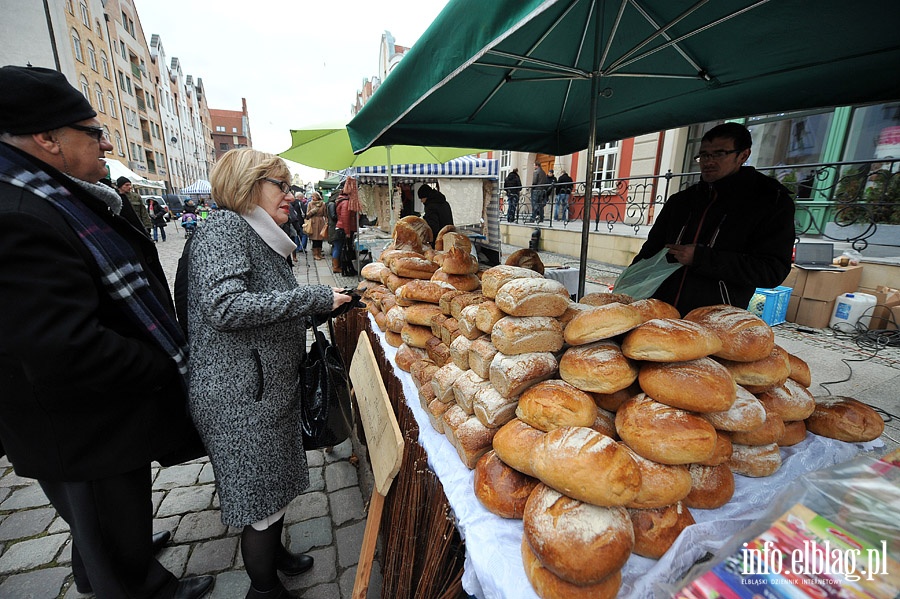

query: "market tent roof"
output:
181 179 211 195
353 156 498 179
105 159 165 190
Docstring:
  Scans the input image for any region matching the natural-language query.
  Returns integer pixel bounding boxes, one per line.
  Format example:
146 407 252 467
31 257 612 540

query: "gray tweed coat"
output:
187 209 333 527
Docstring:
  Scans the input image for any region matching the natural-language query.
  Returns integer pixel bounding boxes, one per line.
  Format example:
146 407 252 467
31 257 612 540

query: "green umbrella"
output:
347 0 900 295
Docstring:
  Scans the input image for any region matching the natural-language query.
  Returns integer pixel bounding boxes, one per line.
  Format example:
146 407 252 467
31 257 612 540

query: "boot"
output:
313 247 323 260
275 545 314 576
332 257 341 273
245 581 295 599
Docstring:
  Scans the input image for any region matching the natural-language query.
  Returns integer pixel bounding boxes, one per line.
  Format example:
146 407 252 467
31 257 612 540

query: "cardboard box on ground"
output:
781 264 864 328
859 285 900 330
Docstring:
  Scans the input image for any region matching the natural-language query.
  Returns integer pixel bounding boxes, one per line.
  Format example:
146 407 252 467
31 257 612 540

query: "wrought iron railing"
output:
500 158 900 251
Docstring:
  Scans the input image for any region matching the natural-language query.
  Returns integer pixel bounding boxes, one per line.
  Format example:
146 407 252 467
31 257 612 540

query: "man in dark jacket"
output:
554 169 574 222
504 168 521 222
117 175 151 233
632 122 795 315
0 65 212 599
418 183 454 241
531 161 548 223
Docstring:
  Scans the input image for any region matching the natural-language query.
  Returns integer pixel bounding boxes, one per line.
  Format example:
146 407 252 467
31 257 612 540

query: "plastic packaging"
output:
841 248 863 266
830 292 877 331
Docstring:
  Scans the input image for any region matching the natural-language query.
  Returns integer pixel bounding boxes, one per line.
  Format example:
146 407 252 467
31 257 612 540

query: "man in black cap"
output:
0 65 213 598
117 175 152 234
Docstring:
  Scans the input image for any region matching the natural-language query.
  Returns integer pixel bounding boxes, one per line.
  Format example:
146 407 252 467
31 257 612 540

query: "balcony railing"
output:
498 159 900 251
136 96 146 113
130 62 141 80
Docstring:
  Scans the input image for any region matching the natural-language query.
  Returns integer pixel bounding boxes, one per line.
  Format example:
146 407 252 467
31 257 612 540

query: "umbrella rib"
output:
485 50 590 78
628 0 703 72
599 0 630 72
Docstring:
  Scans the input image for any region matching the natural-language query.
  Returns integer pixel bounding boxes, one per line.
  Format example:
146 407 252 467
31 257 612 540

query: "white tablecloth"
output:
544 266 580 296
364 312 872 599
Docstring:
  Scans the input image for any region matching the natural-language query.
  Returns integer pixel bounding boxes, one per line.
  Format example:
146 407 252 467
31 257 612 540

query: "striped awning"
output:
354 155 498 179
181 179 211 194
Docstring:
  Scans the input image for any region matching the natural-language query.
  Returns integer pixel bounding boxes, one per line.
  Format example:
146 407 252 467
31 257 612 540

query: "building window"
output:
219 143 229 151
65 0 74 14
95 84 104 112
215 125 225 132
95 19 103 39
115 131 125 156
72 30 83 62
120 40 126 60
80 1 89 26
593 141 619 191
843 101 900 162
232 127 237 133
87 42 97 71
100 51 110 79
107 93 116 118
746 110 834 167
79 75 89 99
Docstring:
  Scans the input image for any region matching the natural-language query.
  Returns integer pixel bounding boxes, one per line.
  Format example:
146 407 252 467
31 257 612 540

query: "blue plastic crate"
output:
747 286 792 326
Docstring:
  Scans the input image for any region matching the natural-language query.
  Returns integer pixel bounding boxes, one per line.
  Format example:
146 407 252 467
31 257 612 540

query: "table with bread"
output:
354 216 885 599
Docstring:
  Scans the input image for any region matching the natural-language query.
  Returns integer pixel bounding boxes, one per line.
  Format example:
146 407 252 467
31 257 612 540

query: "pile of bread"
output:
356 216 885 599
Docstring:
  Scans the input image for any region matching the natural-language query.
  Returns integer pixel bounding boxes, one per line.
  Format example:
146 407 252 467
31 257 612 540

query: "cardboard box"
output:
795 298 835 329
798 264 863 301
781 265 808 297
860 285 900 330
787 294 800 323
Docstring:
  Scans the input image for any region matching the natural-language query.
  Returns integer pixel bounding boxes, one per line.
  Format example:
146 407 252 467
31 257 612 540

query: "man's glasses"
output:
262 177 295 197
67 124 108 142
693 149 740 163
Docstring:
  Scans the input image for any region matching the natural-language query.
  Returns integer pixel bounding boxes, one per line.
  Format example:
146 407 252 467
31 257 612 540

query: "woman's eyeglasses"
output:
67 124 108 142
262 178 295 197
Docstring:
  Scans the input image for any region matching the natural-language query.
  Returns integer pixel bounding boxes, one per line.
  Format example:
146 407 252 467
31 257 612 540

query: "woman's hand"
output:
332 290 352 311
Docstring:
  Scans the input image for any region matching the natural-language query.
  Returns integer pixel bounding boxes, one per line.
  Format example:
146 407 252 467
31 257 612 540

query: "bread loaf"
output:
492 418 545 477
385 305 406 333
400 323 435 349
638 357 736 413
409 360 438 391
373 310 387 332
440 246 480 275
563 303 643 345
404 303 444 327
622 446 692 509
361 261 390 283
384 330 402 348
429 313 447 338
786 349 812 388
758 378 815 422
579 292 634 307
622 318 722 362
628 298 680 322
380 249 424 268
628 502 695 559
439 317 460 346
432 269 481 292
457 304 482 340
426 397 451 434
505 248 545 275
473 386 519 428
468 337 499 379
701 386 766 432
531 427 641 507
728 442 782 477
385 273 415 293
521 537 622 599
697 430 734 467
443 406 497 469
718 345 791 390
418 377 437 407
450 292 487 320
495 278 569 317
452 370 491 415
474 300 505 334
449 334 473 370
778 419 808 446
431 363 466 403
491 316 564 355
473 450 538 519
490 351 558 398
683 304 774 362
395 343 427 373
515 380 597 432
377 293 397 314
730 404 785 446
590 382 641 412
436 228 472 253
392 256 439 279
439 290 465 315
805 396 884 442
396 279 456 304
523 484 633 584
591 408 618 439
615 394 717 465
558 301 595 326
481 265 543 299
394 294 416 308
558 341 639 394
684 464 735 509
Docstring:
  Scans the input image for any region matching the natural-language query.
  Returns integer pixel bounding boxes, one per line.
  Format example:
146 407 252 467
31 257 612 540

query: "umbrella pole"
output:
578 7 603 300
387 145 395 230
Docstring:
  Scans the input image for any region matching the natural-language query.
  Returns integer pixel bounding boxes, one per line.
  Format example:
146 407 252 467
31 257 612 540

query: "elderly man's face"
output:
56 118 113 183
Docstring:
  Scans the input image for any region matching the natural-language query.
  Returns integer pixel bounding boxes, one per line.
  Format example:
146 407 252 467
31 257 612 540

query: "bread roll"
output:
622 318 722 362
473 450 538 519
516 380 597 432
523 484 633 584
443 407 497 469
492 418 545 477
591 408 618 439
590 382 641 412
563 303 643 345
373 310 387 332
385 305 406 334
384 330 403 348
404 303 444 327
620 446 692 509
452 370 491 415
439 290 465 315
440 246 479 275
531 427 641 507
730 404 784 446
615 394 717 465
395 343 427 372
396 279 456 304
728 442 782 477
440 317 460 346
701 386 766 432
718 345 790 390
758 378 815 422
491 316 564 355
490 351 558 398
409 360 438 391
391 256 439 280
474 300 505 334
457 304 482 340
579 292 634 307
684 304 774 362
481 265 543 299
495 278 569 317
559 341 639 394
628 298 680 322
361 261 390 283
805 396 884 442
468 337 498 379
696 430 734 466
785 349 812 388
432 269 481 292
449 292 487 320
505 248 545 275
449 334 473 370
684 463 735 509
385 273 415 293
426 397 451 434
778 419 808 446
431 363 466 403
638 357 736 413
521 537 622 599
628 502 695 559
473 386 519 428
558 301 595 326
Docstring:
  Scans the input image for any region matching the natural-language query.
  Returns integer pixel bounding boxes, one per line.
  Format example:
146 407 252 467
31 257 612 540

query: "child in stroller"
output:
180 201 199 237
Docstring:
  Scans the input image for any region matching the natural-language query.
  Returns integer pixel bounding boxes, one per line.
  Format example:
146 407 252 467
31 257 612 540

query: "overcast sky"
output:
135 0 451 182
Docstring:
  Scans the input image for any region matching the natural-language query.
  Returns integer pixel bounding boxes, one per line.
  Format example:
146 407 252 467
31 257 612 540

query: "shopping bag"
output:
612 247 684 300
299 318 353 450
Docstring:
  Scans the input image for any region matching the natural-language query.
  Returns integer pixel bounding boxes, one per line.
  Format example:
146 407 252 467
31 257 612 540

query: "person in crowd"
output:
531 161 548 223
288 187 306 262
504 167 521 222
632 122 795 315
417 182 454 242
185 148 350 599
305 191 328 260
331 191 357 273
180 200 199 236
148 195 168 242
0 65 213 599
546 168 557 217
117 176 151 233
554 168 573 222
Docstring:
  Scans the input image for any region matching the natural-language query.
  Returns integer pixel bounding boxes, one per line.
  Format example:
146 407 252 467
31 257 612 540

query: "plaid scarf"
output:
0 144 188 377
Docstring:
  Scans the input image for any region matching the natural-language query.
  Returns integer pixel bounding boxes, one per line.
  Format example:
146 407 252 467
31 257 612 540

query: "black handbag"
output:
299 318 353 450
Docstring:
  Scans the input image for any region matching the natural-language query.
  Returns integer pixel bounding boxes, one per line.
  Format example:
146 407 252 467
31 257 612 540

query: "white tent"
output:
105 159 165 190
181 179 211 195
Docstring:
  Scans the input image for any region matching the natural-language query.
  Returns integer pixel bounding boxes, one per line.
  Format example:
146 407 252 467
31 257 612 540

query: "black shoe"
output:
275 545 314 576
246 581 296 599
152 530 171 554
174 575 214 599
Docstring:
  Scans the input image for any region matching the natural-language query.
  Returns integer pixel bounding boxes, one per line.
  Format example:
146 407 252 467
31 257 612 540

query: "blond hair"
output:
209 148 291 214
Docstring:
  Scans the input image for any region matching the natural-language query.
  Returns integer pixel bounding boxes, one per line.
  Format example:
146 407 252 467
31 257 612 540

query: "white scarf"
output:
240 205 297 258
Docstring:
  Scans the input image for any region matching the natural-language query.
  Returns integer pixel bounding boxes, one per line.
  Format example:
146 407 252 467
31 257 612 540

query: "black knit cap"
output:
0 65 97 135
116 176 132 187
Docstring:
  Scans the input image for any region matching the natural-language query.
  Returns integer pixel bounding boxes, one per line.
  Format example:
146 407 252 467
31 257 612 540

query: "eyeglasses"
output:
67 124 108 142
693 149 741 163
262 177 294 197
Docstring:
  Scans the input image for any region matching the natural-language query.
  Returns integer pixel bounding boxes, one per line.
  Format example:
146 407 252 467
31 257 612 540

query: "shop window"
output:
843 102 900 162
746 111 834 167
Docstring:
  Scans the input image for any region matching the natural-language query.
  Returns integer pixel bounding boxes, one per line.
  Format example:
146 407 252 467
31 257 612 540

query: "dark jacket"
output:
421 186 454 241
633 166 795 315
504 171 522 193
0 143 198 480
556 173 574 194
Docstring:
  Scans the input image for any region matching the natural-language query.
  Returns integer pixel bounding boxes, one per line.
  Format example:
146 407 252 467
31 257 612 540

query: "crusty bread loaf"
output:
409 360 438 391
432 269 481 292
457 304 482 340
495 278 569 317
628 298 680 322
684 464 735 509
361 261 390 283
473 450 538 518
563 303 644 345
516 380 598 432
491 316 564 355
474 300 506 334
590 382 641 413
696 430 734 467
431 363 466 403
389 223 425 253
452 369 491 415
449 334 473 370
490 351 558 398
434 225 456 249
638 357 737 413
404 303 444 327
778 419 808 446
385 273 415 293
623 446 692 509
373 310 387 332
429 313 448 338
395 343 428 373
728 442 782 477
683 304 774 362
473 385 519 428
730 404 785 446
443 406 497 469
449 292 487 320
391 256 439 279
531 427 641 507
439 290 465 315
615 394 717 465
384 330 403 348
468 337 499 379
628 502 695 559
395 215 433 245
427 336 451 367
396 279 456 304
441 246 480 275
622 318 722 362
805 396 884 442
418 377 437 408
377 293 397 314
591 408 618 439
579 292 634 307
385 305 407 333
380 249 425 269
785 348 812 388
394 294 416 308
400 323 435 349
758 378 815 422
426 397 451 434
521 537 622 599
523 484 633 584
701 386 766 432
481 265 543 299
492 418 544 477
505 248 545 275
559 341 639 394
558 301 595 326
718 345 791 390
439 317 460 346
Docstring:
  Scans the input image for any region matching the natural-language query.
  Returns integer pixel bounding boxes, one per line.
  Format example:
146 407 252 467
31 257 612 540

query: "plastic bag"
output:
612 247 683 299
841 248 863 266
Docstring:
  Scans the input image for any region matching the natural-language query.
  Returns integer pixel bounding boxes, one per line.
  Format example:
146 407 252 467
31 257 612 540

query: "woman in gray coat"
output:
187 149 350 599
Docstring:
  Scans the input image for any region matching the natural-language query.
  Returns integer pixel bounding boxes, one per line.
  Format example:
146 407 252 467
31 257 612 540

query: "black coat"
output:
422 188 454 241
633 166 795 315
